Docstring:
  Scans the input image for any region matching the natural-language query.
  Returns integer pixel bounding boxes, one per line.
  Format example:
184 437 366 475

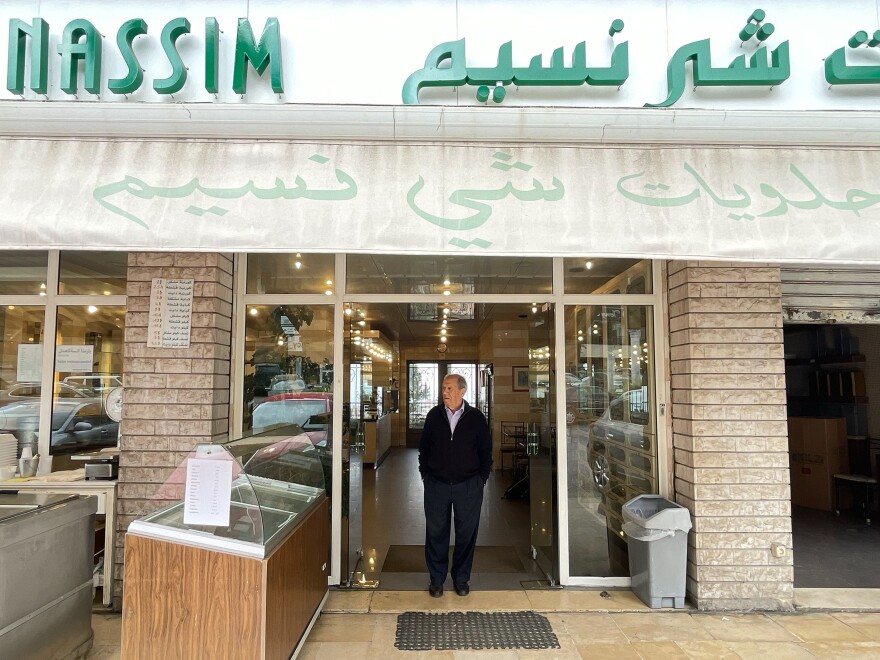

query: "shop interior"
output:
785 324 880 588
241 255 657 588
344 301 547 590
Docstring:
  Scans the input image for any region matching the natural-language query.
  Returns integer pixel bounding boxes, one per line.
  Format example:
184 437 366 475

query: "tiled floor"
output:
792 505 880 588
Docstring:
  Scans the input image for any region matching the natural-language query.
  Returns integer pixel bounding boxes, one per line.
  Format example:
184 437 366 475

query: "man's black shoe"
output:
429 582 443 598
454 582 470 597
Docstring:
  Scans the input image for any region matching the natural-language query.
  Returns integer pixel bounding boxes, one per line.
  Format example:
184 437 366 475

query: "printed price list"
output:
147 278 194 348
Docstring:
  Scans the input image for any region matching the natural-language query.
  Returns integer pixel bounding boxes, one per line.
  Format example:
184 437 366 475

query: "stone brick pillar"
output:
668 261 793 611
114 253 233 608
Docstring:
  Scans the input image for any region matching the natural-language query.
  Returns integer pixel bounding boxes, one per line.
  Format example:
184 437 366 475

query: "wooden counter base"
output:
122 498 328 660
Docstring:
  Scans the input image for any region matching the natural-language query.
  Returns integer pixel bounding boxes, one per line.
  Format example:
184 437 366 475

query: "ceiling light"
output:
443 279 451 286
585 260 593 270
277 339 284 346
441 320 447 326
531 305 538 313
103 290 111 295
294 261 302 269
358 320 365 326
443 290 451 296
325 279 333 285
578 336 584 342
7 305 13 310
87 306 98 314
344 307 352 316
249 308 258 316
324 289 333 295
40 282 46 289
441 328 447 335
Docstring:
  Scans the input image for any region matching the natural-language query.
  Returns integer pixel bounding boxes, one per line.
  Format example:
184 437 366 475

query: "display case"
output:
128 432 326 558
123 430 330 660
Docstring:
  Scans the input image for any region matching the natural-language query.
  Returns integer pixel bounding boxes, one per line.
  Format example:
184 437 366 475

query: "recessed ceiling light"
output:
249 308 258 316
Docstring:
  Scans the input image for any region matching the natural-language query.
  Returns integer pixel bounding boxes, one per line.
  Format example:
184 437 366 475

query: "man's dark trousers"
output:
423 474 484 585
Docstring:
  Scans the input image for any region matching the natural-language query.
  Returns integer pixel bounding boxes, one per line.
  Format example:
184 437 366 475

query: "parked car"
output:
63 374 122 393
588 388 656 538
0 381 97 407
0 399 118 453
251 392 333 434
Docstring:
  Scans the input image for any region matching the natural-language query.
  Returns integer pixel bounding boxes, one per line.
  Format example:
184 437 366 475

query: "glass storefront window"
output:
51 306 125 455
246 253 336 295
243 305 335 434
565 304 655 577
0 251 48 295
563 258 652 294
59 251 128 295
0 306 45 458
346 254 552 295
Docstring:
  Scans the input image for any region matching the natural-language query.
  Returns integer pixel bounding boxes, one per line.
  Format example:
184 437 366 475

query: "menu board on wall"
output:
147 278 194 348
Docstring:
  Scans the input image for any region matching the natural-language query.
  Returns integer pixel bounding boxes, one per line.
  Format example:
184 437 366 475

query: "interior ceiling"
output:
356 302 535 342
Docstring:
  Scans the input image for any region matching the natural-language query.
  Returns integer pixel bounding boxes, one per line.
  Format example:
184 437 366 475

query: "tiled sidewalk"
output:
299 590 880 659
87 588 880 659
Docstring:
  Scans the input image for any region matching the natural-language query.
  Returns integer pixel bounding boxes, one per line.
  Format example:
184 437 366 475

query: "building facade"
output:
3 0 879 612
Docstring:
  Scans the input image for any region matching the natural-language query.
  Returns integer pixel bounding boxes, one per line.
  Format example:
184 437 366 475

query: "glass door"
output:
527 303 558 584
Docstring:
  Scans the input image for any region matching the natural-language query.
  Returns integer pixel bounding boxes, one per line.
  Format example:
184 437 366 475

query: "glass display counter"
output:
128 431 326 559
123 429 330 660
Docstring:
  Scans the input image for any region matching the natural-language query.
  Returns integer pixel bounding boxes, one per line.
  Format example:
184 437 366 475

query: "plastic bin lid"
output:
622 494 693 532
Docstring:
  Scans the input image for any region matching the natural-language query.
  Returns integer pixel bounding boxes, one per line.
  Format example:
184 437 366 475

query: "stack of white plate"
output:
0 434 17 469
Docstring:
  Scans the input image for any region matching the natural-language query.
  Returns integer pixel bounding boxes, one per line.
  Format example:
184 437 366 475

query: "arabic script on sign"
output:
617 162 880 220
403 20 628 105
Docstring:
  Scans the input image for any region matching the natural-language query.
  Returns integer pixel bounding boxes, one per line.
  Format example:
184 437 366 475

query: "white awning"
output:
4 135 880 262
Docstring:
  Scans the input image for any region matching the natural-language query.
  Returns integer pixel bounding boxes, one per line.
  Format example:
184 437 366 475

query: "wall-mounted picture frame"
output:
512 365 529 392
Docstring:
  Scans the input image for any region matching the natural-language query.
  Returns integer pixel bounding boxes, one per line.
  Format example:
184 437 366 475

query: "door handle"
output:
352 426 366 454
526 431 539 456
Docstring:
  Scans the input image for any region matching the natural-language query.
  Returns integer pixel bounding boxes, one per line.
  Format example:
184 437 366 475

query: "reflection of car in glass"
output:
251 393 333 434
63 375 122 393
0 381 97 407
0 399 118 453
588 388 656 539
268 375 307 395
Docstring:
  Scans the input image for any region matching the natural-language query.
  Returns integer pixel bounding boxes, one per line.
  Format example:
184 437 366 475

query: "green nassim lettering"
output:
154 17 191 95
232 17 283 94
7 18 49 95
108 18 147 95
58 19 102 95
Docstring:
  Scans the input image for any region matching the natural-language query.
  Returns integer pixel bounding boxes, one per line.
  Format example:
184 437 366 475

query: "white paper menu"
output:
183 456 233 527
147 278 194 348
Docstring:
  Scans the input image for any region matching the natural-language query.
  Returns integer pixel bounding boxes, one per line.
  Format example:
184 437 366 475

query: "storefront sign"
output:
4 138 880 262
3 3 880 109
7 16 282 96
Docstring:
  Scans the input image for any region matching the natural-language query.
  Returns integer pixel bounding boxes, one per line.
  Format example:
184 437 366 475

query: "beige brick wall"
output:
114 252 233 608
668 261 793 611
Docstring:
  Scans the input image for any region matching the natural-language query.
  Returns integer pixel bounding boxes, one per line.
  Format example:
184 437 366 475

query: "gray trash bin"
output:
622 494 692 609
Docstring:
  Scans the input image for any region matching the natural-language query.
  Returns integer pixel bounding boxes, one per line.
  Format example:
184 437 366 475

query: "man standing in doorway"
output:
419 374 492 597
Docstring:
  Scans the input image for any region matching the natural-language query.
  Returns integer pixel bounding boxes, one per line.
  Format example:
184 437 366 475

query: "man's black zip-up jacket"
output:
418 400 493 484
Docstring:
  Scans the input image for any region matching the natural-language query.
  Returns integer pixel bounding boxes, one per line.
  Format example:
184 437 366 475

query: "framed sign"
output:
512 366 529 392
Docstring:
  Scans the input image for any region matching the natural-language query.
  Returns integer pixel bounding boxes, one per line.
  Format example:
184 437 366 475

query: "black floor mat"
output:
394 611 560 650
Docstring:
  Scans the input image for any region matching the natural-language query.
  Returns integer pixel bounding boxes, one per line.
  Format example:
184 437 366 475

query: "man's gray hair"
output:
445 374 467 390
